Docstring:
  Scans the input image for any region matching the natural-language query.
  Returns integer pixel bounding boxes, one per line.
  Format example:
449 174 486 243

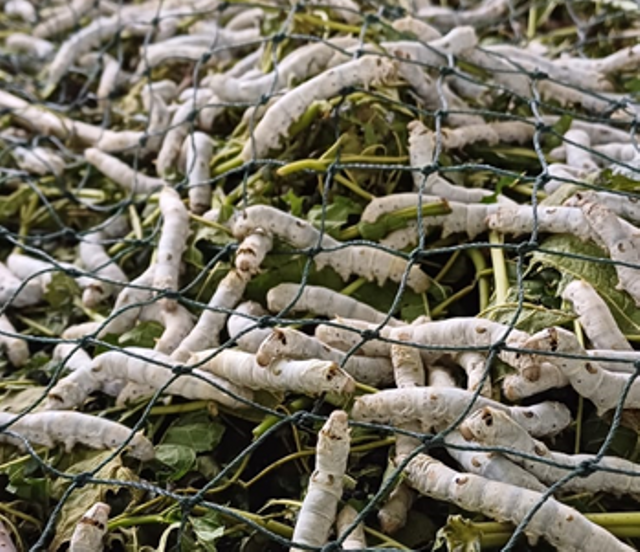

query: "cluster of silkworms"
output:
1 0 640 550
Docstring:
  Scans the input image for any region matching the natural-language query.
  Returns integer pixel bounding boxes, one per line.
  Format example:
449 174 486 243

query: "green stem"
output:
466 249 490 312
473 512 640 548
489 231 508 305
430 282 476 318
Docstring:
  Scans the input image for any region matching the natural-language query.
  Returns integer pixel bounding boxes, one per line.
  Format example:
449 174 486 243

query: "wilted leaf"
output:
0 187 32 223
50 451 142 551
482 301 575 334
189 512 224 552
162 411 225 453
433 516 482 552
155 444 196 481
531 234 640 335
0 386 50 413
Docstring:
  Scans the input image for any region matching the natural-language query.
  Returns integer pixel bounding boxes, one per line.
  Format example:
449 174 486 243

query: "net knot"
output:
439 66 455 77
271 32 287 44
256 315 273 329
172 364 192 376
516 241 538 255
529 69 548 81
576 459 598 478
633 360 640 373
73 471 92 488
200 51 212 64
321 542 341 552
361 329 379 341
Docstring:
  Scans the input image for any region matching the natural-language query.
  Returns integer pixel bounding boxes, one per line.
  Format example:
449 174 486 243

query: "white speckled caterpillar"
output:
352 387 571 438
290 411 350 552
461 407 640 499
0 411 154 460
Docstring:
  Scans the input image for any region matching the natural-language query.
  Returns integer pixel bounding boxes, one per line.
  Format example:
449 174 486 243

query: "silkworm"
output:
352 387 572 438
69 502 110 552
226 301 272 353
266 283 402 326
188 348 356 396
0 315 29 367
0 411 155 461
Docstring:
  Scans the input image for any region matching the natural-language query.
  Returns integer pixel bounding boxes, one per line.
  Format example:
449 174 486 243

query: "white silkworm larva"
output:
402 453 633 552
553 44 640 76
139 86 171 153
543 163 586 194
586 349 640 374
290 410 350 552
427 363 457 388
0 260 42 307
501 361 569 401
229 206 430 292
184 131 213 214
408 120 498 203
156 90 222 177
391 16 441 42
235 229 273 276
224 7 264 30
461 407 640 499
171 269 249 362
0 411 154 460
85 148 165 194
5 33 55 58
206 37 358 103
62 322 102 340
4 0 36 22
91 347 252 409
255 328 394 387
53 343 91 373
46 16 121 90
593 143 640 165
137 27 260 73
486 205 602 244
351 387 572 438
153 187 190 310
525 326 640 414
188 348 356 396
562 129 599 172
79 223 129 308
565 190 640 226
579 199 640 306
0 521 17 552
335 505 367 549
316 317 539 380
11 145 65 176
0 315 29 367
441 121 536 150
69 502 110 552
456 351 492 396
266 283 402 326
34 0 95 38
378 340 424 532
226 301 272 353
99 265 155 338
416 0 509 31
443 430 548 493
241 55 397 161
138 301 195 355
381 26 478 67
562 279 631 351
0 91 143 150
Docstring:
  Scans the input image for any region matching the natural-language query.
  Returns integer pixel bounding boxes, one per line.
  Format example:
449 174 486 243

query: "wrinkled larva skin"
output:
461 407 640 500
290 411 350 552
69 502 111 552
404 453 634 552
0 411 155 461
